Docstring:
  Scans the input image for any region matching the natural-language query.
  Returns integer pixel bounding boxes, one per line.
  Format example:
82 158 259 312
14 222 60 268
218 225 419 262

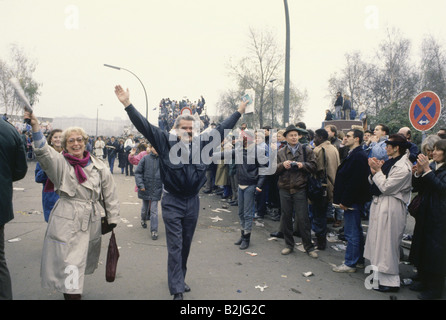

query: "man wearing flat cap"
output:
276 124 318 258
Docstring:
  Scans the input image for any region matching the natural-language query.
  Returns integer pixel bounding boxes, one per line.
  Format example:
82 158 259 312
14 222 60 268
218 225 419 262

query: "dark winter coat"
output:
333 146 371 207
409 162 446 276
334 96 343 107
0 119 28 226
117 143 126 168
134 153 163 201
125 104 241 198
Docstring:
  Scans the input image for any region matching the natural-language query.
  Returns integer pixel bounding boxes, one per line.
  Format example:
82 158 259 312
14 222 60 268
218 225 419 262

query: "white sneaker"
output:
281 248 293 255
332 263 356 273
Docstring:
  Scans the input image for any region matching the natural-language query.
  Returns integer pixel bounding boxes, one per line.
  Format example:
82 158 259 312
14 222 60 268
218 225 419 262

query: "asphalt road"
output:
4 160 440 301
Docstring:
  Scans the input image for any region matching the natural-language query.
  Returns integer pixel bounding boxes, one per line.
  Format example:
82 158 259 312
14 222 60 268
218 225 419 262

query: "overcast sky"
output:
1 0 446 129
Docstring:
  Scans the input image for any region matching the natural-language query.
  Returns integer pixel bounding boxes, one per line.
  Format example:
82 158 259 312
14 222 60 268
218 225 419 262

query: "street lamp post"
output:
96 104 102 138
283 0 290 127
269 79 276 127
104 64 149 119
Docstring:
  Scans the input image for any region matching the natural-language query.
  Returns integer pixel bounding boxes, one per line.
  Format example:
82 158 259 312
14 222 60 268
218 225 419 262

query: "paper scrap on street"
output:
303 271 314 277
255 284 268 292
295 243 306 252
212 208 231 213
330 244 346 251
210 216 223 222
327 232 340 243
8 238 21 243
245 252 258 256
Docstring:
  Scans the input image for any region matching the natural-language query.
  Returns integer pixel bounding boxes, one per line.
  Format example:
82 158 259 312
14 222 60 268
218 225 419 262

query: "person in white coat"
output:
26 111 120 300
364 133 413 293
94 136 105 158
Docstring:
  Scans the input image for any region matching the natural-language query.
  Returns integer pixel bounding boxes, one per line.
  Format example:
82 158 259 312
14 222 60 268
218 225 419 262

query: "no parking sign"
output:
409 91 442 131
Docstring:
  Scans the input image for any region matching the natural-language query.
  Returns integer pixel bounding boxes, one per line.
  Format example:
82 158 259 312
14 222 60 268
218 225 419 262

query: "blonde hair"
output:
61 127 89 150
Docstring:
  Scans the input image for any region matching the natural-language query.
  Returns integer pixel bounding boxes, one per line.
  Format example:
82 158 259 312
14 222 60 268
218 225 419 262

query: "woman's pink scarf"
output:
63 151 91 184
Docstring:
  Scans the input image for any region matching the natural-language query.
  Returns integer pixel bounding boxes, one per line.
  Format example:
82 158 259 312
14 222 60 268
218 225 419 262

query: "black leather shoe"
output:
270 231 284 238
184 284 191 292
173 293 183 300
373 285 399 293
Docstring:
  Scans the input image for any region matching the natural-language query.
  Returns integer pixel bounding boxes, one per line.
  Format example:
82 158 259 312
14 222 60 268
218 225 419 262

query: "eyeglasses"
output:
67 137 84 144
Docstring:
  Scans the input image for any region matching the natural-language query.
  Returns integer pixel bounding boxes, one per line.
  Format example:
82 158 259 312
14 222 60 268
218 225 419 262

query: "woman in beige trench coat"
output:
26 111 120 300
364 134 413 293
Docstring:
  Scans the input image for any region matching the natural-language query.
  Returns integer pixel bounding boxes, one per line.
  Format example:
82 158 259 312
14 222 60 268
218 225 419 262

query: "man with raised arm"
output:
114 85 247 300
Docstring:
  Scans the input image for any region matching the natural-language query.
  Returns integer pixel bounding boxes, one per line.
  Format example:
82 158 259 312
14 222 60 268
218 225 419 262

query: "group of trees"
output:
216 27 307 128
328 28 446 142
0 44 41 118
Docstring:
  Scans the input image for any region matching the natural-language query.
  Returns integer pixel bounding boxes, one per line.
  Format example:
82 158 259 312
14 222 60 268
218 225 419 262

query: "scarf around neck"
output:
63 151 91 184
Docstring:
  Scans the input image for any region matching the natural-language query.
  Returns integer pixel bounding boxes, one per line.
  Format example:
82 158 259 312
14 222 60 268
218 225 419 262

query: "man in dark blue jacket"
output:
332 129 371 273
115 85 247 300
0 119 28 300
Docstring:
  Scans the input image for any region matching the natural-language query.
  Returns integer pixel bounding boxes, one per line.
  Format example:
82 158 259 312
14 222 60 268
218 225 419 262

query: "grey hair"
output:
421 134 441 155
173 114 196 129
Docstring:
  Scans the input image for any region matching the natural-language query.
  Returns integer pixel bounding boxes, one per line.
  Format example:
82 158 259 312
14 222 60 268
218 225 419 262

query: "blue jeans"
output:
238 185 256 232
108 156 116 173
141 200 159 232
335 106 342 119
343 204 364 267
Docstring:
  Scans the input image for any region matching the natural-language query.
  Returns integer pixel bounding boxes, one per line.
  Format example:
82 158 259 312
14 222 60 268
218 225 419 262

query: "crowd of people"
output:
326 91 357 121
1 88 446 300
157 96 210 132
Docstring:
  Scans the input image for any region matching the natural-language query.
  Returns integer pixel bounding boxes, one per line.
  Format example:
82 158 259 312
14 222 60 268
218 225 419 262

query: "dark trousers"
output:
0 225 12 300
255 181 269 217
311 197 329 238
124 152 133 175
161 191 199 295
279 189 314 252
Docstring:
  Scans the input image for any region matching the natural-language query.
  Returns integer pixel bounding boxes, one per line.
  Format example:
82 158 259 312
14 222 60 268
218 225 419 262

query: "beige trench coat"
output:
364 153 412 275
34 142 120 294
313 140 340 202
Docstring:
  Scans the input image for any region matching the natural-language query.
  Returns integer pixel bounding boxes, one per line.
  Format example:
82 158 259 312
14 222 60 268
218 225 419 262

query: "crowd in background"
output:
157 96 210 132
